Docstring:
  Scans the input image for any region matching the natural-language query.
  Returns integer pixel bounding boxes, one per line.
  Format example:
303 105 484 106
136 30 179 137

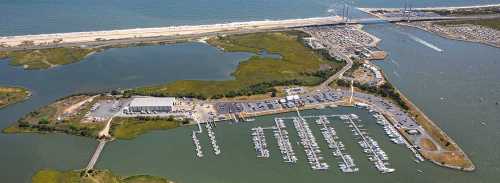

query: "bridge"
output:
85 139 107 170
0 15 483 51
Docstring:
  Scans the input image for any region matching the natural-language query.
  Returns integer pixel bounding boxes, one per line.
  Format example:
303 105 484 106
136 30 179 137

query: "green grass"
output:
110 117 182 140
0 47 96 69
437 18 500 31
32 169 172 183
0 86 30 109
129 31 343 99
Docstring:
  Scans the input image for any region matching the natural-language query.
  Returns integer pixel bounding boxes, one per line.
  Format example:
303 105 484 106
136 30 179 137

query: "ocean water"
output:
1 0 500 36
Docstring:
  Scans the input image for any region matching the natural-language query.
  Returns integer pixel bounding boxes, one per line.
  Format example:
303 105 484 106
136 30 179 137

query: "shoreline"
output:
398 22 500 49
0 86 31 109
3 28 474 172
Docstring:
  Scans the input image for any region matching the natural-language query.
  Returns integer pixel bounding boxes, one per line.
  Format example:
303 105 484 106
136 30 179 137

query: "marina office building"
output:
129 97 175 112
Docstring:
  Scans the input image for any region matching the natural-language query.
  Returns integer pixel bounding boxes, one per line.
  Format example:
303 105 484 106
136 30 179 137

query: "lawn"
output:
0 47 97 69
0 86 30 108
129 31 344 99
110 117 182 140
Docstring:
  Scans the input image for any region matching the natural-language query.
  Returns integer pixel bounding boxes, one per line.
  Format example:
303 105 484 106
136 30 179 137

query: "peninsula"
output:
4 27 474 172
0 86 30 108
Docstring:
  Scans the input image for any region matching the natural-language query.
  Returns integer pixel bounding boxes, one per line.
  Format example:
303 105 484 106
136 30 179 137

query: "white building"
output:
129 97 175 112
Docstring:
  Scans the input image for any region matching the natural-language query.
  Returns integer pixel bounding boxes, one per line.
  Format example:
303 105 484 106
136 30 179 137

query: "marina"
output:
251 126 270 158
273 118 297 163
206 122 221 155
345 114 395 173
315 116 358 173
361 104 425 162
293 110 329 170
189 109 426 174
192 120 204 158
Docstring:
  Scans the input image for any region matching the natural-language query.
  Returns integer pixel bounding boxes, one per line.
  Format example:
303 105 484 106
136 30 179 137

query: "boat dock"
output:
192 120 204 158
345 115 395 173
206 122 221 155
372 112 425 162
251 126 270 158
293 109 329 170
273 118 297 163
316 116 358 173
192 131 204 158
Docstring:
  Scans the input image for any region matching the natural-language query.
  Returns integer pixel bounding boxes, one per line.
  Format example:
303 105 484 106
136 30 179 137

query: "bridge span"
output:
0 15 481 51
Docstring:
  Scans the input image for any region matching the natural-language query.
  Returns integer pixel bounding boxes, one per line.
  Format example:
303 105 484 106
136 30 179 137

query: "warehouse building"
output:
129 97 175 113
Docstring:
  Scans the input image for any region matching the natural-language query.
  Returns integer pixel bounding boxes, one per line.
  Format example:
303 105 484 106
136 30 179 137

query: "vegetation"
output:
0 86 30 108
110 116 182 140
0 47 97 70
2 95 104 137
32 169 173 183
127 31 344 99
336 79 409 110
436 18 500 31
427 7 500 16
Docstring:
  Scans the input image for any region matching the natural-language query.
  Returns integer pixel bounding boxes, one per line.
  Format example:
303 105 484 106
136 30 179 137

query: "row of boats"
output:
251 127 270 158
374 113 405 144
372 112 425 162
206 122 221 155
293 117 329 170
316 116 359 173
192 131 204 158
345 114 396 173
274 118 297 163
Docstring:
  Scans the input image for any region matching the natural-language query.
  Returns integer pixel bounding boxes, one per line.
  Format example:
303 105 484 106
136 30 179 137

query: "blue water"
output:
1 0 499 36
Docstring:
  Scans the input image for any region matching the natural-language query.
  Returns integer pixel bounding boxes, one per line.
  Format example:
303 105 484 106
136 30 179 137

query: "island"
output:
0 86 30 109
32 169 173 183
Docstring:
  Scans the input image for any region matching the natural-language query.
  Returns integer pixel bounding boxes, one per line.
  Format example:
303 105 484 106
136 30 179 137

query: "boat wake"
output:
406 33 443 52
390 58 399 67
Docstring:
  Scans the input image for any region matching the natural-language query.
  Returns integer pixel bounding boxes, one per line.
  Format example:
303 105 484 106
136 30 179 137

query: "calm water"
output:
1 0 500 182
1 0 500 36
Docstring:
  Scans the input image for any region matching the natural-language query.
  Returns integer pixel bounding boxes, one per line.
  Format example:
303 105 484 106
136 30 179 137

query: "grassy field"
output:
0 86 30 108
437 18 500 31
129 31 344 99
0 47 97 69
32 169 172 183
110 117 182 140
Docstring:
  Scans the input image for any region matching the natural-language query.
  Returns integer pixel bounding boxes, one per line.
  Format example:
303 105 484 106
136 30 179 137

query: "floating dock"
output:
345 115 395 173
293 111 329 170
316 116 359 173
206 122 221 155
274 118 297 163
251 127 270 158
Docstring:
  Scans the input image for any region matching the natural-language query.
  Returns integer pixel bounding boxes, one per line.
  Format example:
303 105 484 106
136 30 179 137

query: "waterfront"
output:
2 0 500 36
1 1 500 183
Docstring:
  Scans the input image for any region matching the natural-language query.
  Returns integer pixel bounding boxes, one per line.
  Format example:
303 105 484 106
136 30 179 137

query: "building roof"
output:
130 97 175 107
